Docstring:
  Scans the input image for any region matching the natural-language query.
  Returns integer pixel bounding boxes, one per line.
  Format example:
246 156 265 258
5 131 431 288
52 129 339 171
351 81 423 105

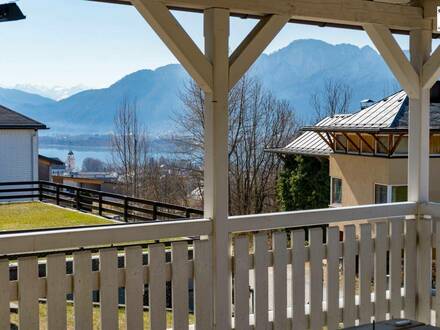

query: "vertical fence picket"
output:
343 225 356 327
359 224 373 324
292 230 306 330
254 232 269 330
436 221 440 326
47 253 67 330
390 220 403 318
404 219 416 319
273 231 287 329
234 235 250 330
194 239 213 330
327 227 340 330
149 244 167 330
18 256 39 330
374 222 388 322
0 259 9 330
99 248 118 330
172 241 189 330
125 246 144 330
417 217 433 323
310 228 324 330
73 250 93 330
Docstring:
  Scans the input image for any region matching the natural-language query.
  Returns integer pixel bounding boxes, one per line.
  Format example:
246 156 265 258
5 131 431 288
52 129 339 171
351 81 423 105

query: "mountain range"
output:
0 39 400 135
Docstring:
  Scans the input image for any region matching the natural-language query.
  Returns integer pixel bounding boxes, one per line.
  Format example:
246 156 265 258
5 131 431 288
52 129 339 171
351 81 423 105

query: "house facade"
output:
276 83 440 207
0 105 46 183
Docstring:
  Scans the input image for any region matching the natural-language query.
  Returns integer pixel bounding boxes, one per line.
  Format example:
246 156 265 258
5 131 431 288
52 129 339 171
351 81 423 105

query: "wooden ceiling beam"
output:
229 14 289 90
93 0 430 32
356 133 375 153
364 23 420 98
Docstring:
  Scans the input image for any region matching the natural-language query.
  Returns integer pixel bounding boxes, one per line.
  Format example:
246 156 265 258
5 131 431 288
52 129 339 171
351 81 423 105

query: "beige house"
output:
277 82 440 207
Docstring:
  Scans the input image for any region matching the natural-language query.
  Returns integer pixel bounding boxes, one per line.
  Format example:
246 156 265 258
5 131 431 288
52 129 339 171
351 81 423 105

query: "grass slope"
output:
0 202 113 231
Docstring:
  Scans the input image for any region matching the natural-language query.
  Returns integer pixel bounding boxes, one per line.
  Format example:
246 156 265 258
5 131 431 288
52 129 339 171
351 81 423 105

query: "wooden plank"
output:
193 239 213 330
73 250 93 330
47 253 67 330
374 222 388 322
273 231 287 329
292 230 306 330
310 228 324 330
327 227 340 330
0 259 9 330
18 256 39 330
436 221 440 326
404 219 416 319
254 232 269 330
390 220 403 318
125 246 144 330
229 14 289 89
172 241 189 330
99 248 119 330
364 23 419 98
343 225 356 327
359 224 373 324
149 244 167 330
234 235 250 330
416 217 432 322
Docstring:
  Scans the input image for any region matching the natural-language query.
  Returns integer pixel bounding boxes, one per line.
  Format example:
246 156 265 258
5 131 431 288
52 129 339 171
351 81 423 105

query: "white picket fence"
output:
1 202 440 329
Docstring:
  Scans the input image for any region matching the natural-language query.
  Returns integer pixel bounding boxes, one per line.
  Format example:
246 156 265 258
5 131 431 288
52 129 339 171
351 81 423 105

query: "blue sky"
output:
0 0 415 88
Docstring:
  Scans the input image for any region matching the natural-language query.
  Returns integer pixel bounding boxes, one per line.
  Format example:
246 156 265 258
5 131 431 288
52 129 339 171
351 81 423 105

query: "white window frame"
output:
330 177 342 206
374 183 407 204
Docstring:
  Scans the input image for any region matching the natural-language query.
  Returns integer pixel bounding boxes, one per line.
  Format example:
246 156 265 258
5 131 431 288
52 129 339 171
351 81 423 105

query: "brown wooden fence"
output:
0 181 203 222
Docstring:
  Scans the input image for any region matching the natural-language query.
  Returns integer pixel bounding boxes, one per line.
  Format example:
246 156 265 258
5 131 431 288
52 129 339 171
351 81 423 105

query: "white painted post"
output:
203 7 231 330
409 29 432 323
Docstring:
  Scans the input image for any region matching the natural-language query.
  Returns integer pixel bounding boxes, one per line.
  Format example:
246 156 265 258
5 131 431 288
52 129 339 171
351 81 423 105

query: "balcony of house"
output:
1 201 439 329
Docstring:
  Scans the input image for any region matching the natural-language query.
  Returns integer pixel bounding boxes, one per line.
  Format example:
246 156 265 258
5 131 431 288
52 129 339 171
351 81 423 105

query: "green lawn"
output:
0 202 114 231
10 303 194 329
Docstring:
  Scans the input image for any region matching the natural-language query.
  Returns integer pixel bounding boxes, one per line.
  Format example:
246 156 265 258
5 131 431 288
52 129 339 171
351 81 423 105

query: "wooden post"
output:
38 182 42 201
124 197 129 222
153 204 158 220
76 189 81 210
204 8 231 329
99 194 103 216
56 185 60 206
409 29 432 323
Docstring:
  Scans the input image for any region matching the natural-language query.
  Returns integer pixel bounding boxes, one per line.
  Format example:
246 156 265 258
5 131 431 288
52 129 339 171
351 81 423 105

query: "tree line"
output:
101 75 361 214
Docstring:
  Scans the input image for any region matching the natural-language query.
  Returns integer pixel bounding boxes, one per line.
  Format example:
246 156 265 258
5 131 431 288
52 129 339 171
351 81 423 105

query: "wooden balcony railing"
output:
0 181 203 222
0 201 439 329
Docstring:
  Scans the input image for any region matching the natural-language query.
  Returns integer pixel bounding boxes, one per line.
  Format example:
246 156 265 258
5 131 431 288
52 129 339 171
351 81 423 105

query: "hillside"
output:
1 39 399 134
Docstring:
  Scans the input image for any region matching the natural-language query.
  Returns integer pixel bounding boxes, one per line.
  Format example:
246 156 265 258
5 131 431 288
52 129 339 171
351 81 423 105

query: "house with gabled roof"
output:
0 105 47 183
274 82 440 207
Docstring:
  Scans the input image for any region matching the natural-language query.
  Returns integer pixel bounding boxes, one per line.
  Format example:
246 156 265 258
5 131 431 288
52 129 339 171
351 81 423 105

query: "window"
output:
376 135 389 154
331 178 342 205
375 184 388 204
392 186 408 202
394 135 408 155
347 134 360 153
375 184 408 204
360 134 374 154
335 134 347 152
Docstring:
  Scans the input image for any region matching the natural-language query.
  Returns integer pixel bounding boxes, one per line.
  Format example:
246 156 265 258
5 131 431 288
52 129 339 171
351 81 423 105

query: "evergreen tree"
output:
277 155 330 211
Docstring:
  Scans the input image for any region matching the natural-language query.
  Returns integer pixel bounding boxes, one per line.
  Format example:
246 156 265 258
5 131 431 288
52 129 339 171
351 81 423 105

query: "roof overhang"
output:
0 125 48 130
88 0 435 35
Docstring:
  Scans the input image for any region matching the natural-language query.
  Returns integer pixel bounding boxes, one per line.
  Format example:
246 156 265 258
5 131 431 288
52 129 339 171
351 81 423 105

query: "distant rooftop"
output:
276 82 440 157
0 105 47 130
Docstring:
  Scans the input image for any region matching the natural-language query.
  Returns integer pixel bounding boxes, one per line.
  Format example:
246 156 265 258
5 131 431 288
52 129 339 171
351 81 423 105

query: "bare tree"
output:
175 75 298 215
111 98 149 197
310 79 353 122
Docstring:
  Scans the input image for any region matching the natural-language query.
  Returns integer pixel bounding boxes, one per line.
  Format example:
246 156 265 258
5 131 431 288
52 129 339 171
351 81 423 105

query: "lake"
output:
39 145 113 169
39 145 179 170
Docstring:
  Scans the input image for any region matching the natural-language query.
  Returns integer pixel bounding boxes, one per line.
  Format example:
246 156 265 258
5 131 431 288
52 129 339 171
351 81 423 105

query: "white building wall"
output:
0 129 38 182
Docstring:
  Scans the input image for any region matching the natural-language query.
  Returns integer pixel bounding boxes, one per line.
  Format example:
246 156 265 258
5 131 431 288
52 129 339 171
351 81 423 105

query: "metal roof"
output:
0 105 47 130
276 85 440 157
